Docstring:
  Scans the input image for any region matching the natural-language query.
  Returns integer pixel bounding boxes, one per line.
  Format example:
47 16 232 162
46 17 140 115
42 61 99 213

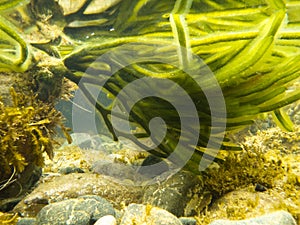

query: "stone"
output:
94 215 117 225
17 218 36 225
179 217 197 225
74 195 115 222
208 188 299 219
254 183 267 192
143 170 203 217
13 173 143 217
120 204 183 225
35 195 115 225
209 210 297 225
59 167 84 174
36 200 90 225
114 209 124 221
92 160 140 181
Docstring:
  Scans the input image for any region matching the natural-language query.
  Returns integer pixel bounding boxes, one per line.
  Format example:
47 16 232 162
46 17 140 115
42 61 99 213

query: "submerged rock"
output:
179 217 197 225
92 159 141 181
17 217 36 225
209 188 299 219
209 210 297 225
13 173 143 217
119 203 183 225
36 195 115 225
143 170 203 217
59 166 85 174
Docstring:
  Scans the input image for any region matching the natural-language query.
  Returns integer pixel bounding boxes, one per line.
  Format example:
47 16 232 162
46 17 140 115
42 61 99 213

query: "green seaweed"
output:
195 126 300 224
1 0 300 173
60 0 300 172
0 0 32 72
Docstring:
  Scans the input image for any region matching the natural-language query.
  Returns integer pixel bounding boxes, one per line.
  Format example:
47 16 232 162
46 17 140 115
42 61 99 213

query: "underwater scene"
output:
0 0 300 224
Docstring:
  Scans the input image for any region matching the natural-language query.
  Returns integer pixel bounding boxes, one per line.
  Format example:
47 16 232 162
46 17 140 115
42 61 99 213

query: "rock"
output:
184 190 212 216
59 166 85 174
94 215 117 225
13 173 143 217
254 183 267 192
17 218 36 225
287 100 300 125
0 72 15 105
209 210 297 225
37 203 90 225
92 160 141 181
43 145 91 174
179 217 197 225
114 209 124 222
75 195 115 221
120 203 183 225
143 170 203 217
36 195 115 225
209 188 299 219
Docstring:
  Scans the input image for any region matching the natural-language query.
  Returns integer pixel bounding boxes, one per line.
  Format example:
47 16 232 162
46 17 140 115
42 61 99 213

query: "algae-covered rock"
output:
17 217 36 225
36 195 115 225
209 210 297 225
208 188 298 220
119 203 183 225
143 170 203 217
196 126 300 224
13 173 143 217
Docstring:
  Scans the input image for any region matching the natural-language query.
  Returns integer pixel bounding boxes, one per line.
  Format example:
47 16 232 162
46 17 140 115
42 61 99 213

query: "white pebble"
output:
94 215 117 225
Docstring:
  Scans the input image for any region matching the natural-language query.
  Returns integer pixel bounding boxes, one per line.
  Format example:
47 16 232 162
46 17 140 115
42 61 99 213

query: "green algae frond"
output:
60 0 300 172
0 212 18 225
0 0 32 72
1 0 300 173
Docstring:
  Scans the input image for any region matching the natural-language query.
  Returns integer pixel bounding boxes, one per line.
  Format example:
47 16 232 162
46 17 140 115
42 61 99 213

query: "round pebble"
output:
94 215 117 225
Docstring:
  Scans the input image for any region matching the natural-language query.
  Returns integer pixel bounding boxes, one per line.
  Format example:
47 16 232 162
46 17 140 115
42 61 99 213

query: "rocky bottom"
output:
0 125 299 225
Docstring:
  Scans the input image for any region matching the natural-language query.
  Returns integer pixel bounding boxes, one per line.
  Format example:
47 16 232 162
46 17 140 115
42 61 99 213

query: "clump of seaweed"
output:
202 147 285 199
0 212 18 224
200 126 299 198
58 0 300 172
0 87 67 190
194 126 300 224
